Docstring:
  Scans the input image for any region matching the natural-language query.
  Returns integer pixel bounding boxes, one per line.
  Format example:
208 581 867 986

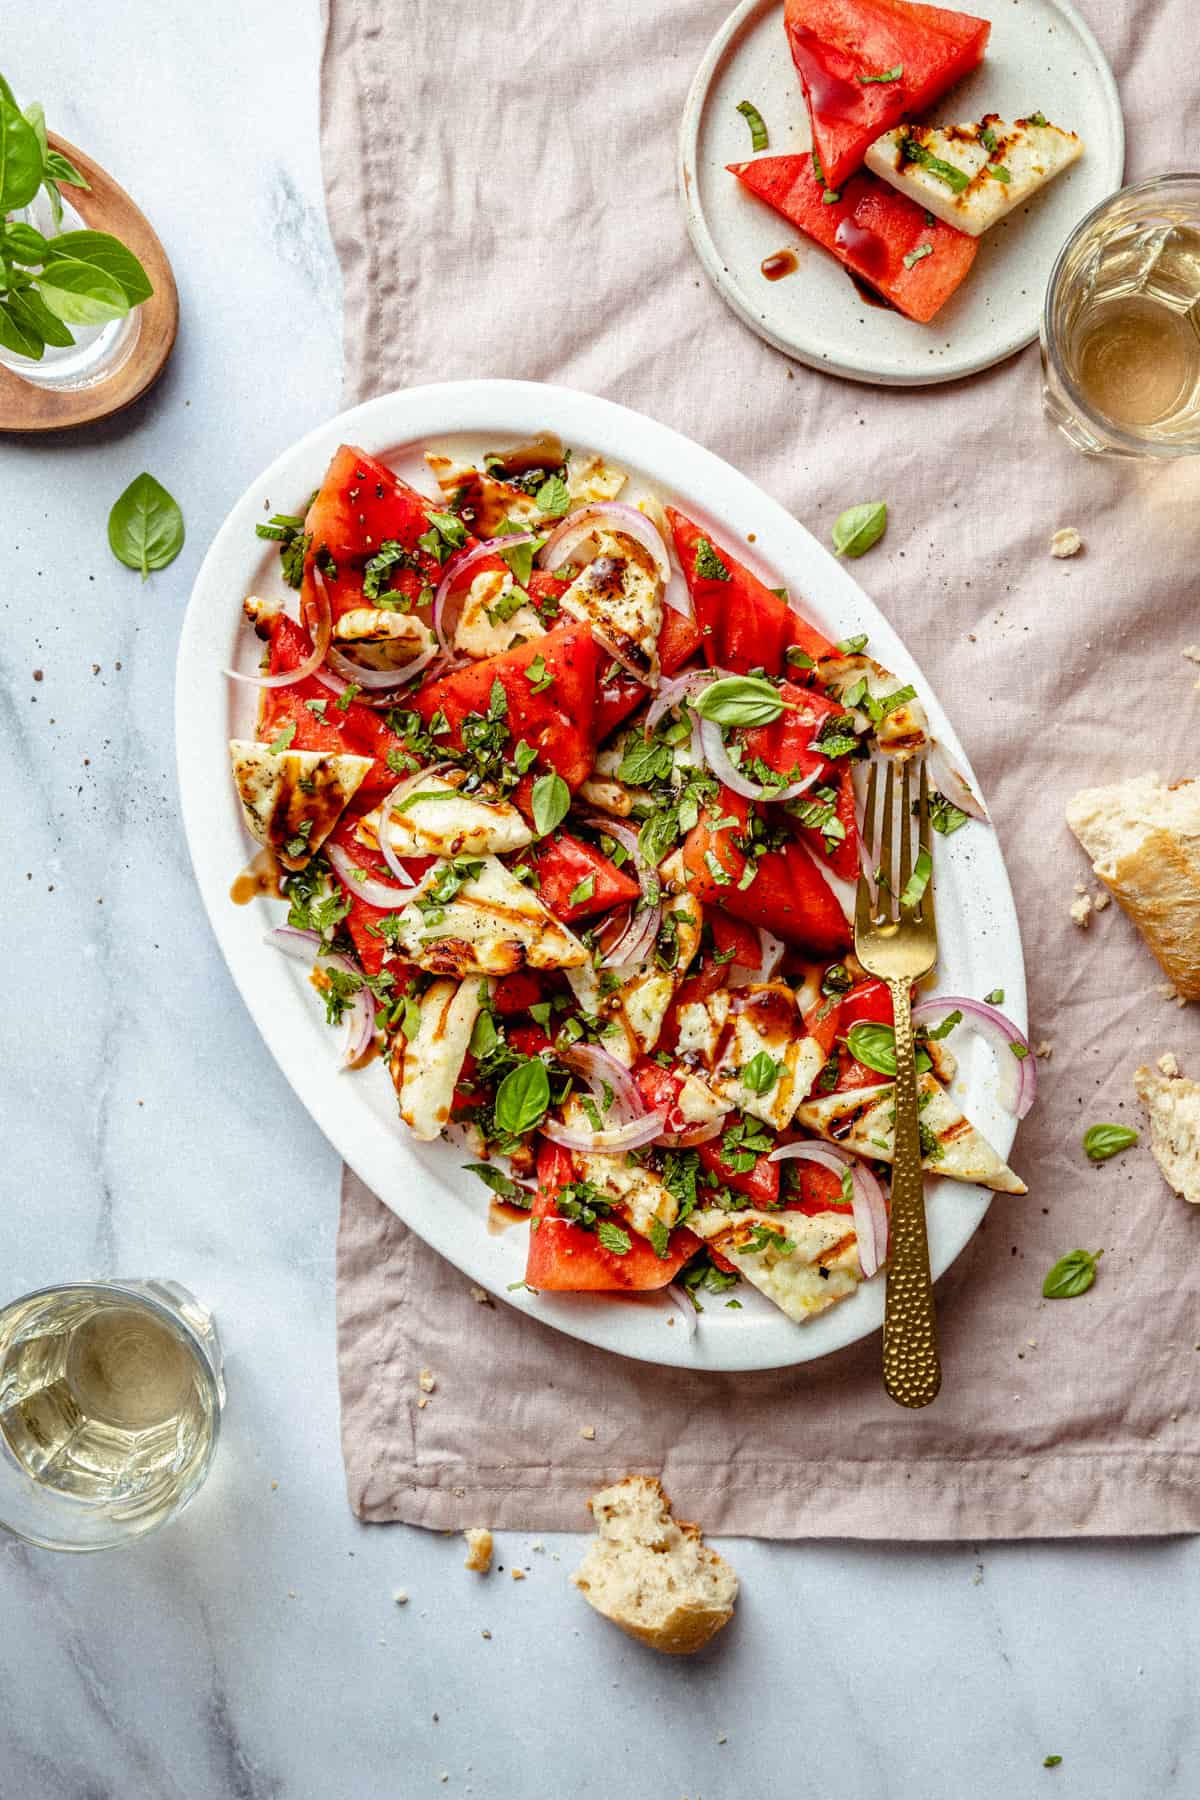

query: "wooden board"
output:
0 133 178 432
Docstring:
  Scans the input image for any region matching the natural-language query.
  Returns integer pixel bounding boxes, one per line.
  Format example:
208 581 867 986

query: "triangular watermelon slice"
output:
784 0 990 189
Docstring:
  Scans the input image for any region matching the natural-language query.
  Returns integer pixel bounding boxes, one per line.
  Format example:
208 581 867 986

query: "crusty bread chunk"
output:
1134 1061 1200 1204
1066 774 1200 999
463 1527 493 1573
572 1476 737 1655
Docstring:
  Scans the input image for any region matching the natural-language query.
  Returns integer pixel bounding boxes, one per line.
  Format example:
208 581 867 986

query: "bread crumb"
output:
480 1628 492 1640
417 1396 428 1410
530 1540 545 1553
1093 891 1110 912
1157 982 1180 1001
270 1480 278 1490
393 1589 409 1605
1183 646 1200 666
1073 879 1088 894
418 1368 436 1393
717 1733 728 1746
580 1424 596 1441
1050 526 1082 558
1069 894 1092 928
1035 1041 1054 1059
1159 1052 1181 1077
468 1285 493 1307
464 1528 494 1573
512 1568 526 1582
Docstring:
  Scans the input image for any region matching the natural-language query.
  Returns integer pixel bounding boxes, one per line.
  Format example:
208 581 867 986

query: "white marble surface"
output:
1 4 1198 1797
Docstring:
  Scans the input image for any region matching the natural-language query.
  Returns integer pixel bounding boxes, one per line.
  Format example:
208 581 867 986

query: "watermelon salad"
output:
728 0 1083 322
226 435 1031 1325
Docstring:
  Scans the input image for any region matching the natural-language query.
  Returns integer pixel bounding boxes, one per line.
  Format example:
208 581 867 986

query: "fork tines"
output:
857 756 934 929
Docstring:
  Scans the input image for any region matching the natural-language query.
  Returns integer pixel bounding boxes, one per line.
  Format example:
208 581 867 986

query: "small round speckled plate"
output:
680 0 1125 385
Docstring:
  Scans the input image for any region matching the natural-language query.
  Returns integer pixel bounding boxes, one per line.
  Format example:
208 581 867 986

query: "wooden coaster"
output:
0 133 179 432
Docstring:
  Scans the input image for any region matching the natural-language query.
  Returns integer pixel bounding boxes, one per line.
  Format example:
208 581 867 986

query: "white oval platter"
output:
177 379 1027 1370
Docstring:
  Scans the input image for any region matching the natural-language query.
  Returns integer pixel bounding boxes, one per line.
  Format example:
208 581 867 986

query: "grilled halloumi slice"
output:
425 452 542 537
390 855 587 977
243 593 284 637
561 530 663 684
571 871 704 1065
796 1073 1026 1194
229 740 372 871
332 609 435 656
688 1208 862 1322
558 1101 680 1242
567 455 626 505
705 984 825 1132
453 567 547 659
865 115 1083 238
390 977 486 1141
575 776 643 819
358 768 533 860
817 652 929 760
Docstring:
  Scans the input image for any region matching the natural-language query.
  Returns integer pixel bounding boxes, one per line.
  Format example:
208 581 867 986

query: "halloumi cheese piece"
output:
390 855 587 977
688 1208 862 1322
243 593 284 636
559 1103 680 1243
425 452 542 537
865 116 1083 238
332 608 435 655
816 653 930 760
229 739 372 871
360 768 533 860
567 455 627 505
453 567 546 659
796 1073 1027 1194
592 880 704 1065
706 985 825 1132
391 978 486 1141
576 776 645 819
560 530 663 684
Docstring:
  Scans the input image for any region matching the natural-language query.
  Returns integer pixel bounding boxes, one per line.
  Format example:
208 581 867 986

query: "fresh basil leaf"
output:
1042 1248 1102 1299
736 98 769 151
858 63 903 83
567 874 595 908
845 1021 932 1078
693 674 796 729
922 1009 961 1041
832 502 888 559
35 256 129 326
984 989 1004 1005
1082 1123 1139 1163
530 771 570 838
836 633 869 655
903 243 933 270
46 229 153 305
107 472 185 580
469 1012 499 1058
1026 111 1048 128
464 1162 532 1206
899 845 932 909
597 1219 632 1255
693 537 730 581
900 138 970 193
0 95 43 213
44 147 89 189
928 791 969 836
268 722 296 754
514 738 537 775
741 1051 780 1095
0 293 45 359
498 536 538 585
534 474 570 518
987 164 1012 184
493 1057 551 1137
2 220 48 263
638 808 679 870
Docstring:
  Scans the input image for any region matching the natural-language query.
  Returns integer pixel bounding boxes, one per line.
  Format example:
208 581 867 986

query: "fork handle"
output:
881 978 941 1409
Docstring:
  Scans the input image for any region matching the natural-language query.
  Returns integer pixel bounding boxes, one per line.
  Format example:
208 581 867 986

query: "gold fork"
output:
854 758 941 1409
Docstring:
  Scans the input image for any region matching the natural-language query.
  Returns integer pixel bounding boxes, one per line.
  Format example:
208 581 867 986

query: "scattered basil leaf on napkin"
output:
1082 1123 1139 1163
1042 1248 1103 1299
108 473 185 580
832 502 887 559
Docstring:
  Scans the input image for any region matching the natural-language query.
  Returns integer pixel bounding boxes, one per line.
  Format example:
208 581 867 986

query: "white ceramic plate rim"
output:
177 378 1027 1371
679 0 1125 386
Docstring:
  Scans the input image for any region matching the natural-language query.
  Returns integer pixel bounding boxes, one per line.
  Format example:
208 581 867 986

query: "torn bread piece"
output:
464 1528 494 1572
796 1073 1026 1194
1066 773 1200 1000
229 740 372 871
572 1476 737 1656
688 1207 863 1322
865 115 1083 237
1134 1061 1200 1203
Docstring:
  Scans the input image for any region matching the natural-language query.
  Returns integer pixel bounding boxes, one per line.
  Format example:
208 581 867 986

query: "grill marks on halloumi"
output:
229 740 372 871
391 977 487 1141
816 652 930 761
453 568 546 660
560 530 663 684
865 115 1084 238
688 1208 862 1322
673 984 824 1132
796 1073 1027 1194
359 768 534 860
390 855 587 978
568 872 704 1066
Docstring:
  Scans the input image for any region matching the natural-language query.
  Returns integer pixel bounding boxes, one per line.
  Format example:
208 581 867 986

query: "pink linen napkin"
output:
323 0 1200 1535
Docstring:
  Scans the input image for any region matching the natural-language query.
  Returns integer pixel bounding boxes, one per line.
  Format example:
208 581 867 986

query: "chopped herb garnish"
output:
900 137 970 193
903 243 934 269
735 98 769 151
268 722 296 754
596 1220 632 1256
858 63 903 83
693 537 731 582
525 652 554 694
568 873 596 908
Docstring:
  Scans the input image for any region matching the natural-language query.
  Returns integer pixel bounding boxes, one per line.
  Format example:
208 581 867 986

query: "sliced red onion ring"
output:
927 739 989 824
645 667 717 767
325 639 439 691
655 1116 727 1148
326 841 415 909
768 1140 889 1279
225 570 332 689
539 504 671 585
662 569 693 620
698 716 823 804
433 536 538 653
265 926 375 1068
559 1043 646 1126
540 1111 666 1155
665 1285 700 1339
911 995 1036 1120
600 901 661 969
578 813 655 900
757 928 786 982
